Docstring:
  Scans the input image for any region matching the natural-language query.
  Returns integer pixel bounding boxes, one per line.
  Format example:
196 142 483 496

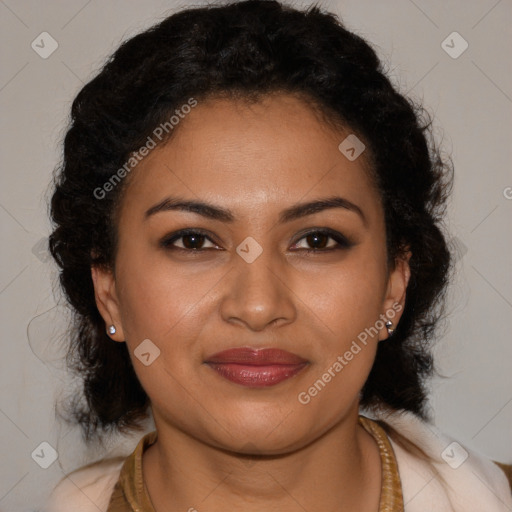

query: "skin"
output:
92 92 411 512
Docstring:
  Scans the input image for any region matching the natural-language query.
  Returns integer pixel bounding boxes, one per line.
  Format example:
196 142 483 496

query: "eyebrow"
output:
144 195 367 226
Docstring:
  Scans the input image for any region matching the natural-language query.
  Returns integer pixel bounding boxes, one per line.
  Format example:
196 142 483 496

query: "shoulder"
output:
371 409 512 512
41 456 125 512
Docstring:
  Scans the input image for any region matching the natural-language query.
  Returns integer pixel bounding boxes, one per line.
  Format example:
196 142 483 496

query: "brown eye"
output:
160 229 218 251
291 229 352 252
304 232 330 249
179 233 207 249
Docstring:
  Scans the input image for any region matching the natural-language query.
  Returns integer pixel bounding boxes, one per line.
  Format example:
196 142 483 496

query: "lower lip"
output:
205 363 308 387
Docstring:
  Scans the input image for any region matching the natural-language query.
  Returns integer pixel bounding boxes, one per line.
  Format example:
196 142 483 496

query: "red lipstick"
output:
204 348 309 387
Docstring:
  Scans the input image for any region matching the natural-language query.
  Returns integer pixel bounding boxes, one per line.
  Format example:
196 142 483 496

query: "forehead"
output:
118 93 381 223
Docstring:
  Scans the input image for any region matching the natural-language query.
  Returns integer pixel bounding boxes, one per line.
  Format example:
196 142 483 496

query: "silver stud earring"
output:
385 320 395 337
108 325 116 335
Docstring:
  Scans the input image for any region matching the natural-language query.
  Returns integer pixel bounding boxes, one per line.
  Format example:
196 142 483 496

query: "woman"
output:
43 1 511 511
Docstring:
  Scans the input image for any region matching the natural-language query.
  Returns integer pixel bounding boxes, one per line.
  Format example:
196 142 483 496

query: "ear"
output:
90 264 126 342
378 249 412 341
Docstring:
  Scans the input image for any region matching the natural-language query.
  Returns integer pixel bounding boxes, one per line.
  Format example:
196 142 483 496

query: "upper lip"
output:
204 347 308 365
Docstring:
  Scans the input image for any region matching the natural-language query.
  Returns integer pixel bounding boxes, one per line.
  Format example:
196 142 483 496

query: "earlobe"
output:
90 265 125 342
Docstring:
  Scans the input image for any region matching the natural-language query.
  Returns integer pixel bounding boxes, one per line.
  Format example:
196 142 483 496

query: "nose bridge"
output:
219 238 296 330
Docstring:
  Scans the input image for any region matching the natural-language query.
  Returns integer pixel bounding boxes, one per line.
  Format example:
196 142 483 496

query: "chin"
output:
210 416 312 455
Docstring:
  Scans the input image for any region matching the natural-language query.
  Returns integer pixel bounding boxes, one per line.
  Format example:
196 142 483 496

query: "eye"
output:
160 229 219 251
290 229 353 252
160 228 353 254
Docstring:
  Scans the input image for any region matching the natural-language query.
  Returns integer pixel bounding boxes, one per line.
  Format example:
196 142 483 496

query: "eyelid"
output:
159 227 354 252
289 228 353 251
159 228 221 250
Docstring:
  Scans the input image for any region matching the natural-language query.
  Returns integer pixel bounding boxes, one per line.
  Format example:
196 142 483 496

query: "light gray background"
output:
1 0 511 510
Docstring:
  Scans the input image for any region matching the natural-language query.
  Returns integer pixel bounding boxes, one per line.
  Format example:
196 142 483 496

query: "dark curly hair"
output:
48 0 453 442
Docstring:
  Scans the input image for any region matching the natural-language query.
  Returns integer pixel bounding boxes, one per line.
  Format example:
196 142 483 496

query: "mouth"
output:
204 347 309 388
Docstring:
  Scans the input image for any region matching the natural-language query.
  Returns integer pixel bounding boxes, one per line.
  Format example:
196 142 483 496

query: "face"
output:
92 93 410 454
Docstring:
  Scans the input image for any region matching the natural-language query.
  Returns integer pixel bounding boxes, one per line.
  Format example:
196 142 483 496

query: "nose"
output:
219 247 297 332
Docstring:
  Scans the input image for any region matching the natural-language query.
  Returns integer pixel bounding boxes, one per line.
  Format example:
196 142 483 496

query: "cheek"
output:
115 248 223 350
114 256 215 400
116 232 387 352
293 256 385 417
300 250 387 342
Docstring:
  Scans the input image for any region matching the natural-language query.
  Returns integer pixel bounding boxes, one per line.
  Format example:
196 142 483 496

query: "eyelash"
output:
159 228 353 254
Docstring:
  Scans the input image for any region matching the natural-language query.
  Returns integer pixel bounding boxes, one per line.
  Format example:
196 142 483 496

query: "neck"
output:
142 408 382 512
